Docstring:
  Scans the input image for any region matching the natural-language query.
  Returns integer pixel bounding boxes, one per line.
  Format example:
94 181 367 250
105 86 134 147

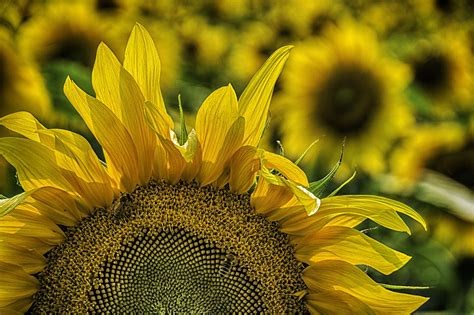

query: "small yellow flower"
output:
0 24 427 313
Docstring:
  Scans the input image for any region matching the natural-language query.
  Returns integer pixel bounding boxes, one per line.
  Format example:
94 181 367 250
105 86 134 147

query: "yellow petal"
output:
238 46 292 146
306 291 375 315
229 146 260 194
151 140 168 180
195 85 244 186
251 177 294 214
0 112 52 145
0 190 37 217
296 226 411 275
124 23 173 128
91 42 123 117
144 100 173 139
0 136 114 210
178 129 202 181
64 77 140 191
357 195 427 231
262 151 309 186
0 233 51 255
0 243 46 274
0 138 80 194
259 165 320 216
0 306 24 315
0 187 83 226
0 206 65 245
116 67 156 183
318 196 417 234
29 187 86 226
303 260 429 314
0 112 117 208
157 136 187 184
91 44 156 184
0 262 38 312
322 215 366 229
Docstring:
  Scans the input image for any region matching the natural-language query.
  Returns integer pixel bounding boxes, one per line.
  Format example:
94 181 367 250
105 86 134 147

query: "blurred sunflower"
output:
0 30 50 120
390 122 466 185
19 2 115 68
412 0 474 22
179 16 232 71
82 0 130 15
123 0 183 20
359 1 422 37
408 29 473 115
0 0 42 31
389 121 474 257
0 24 428 313
228 22 280 83
0 30 51 194
290 0 346 38
275 23 413 176
17 2 118 132
187 0 252 24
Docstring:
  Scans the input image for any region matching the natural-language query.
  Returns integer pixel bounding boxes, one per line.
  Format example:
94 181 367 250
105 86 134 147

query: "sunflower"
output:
0 24 428 313
0 30 51 193
0 30 51 120
17 2 120 133
389 122 466 186
388 121 474 257
178 16 232 70
285 0 346 38
417 171 474 257
411 0 474 22
408 28 473 115
274 23 413 176
228 22 281 83
18 2 117 68
186 0 252 24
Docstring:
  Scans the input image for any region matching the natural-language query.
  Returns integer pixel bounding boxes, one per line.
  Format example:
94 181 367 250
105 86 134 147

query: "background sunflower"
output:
1 0 473 312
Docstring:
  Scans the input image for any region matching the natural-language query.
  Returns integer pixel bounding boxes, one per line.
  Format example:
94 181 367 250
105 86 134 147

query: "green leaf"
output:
328 170 357 197
380 283 431 290
178 95 188 146
295 139 319 166
276 140 284 156
309 142 344 197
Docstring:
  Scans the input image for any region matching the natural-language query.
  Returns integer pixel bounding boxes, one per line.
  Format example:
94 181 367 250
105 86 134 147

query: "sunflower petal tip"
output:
298 185 321 216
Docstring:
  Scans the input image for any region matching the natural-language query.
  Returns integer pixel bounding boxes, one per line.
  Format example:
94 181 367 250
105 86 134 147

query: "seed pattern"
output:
31 180 307 313
91 229 265 313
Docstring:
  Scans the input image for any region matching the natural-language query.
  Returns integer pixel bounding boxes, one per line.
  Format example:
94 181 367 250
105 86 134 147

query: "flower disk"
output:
32 181 306 313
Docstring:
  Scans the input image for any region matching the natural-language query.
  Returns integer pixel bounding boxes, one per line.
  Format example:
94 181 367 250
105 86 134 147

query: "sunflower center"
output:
310 14 335 35
435 0 455 13
96 0 120 11
49 35 96 67
184 41 199 61
413 54 451 93
426 140 474 188
31 181 307 313
315 65 383 135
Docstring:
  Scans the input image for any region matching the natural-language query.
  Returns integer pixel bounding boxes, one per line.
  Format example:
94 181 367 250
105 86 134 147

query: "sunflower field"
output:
0 0 473 313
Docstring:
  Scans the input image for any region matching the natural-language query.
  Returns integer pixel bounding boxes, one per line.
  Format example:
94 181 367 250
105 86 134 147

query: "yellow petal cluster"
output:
0 24 428 313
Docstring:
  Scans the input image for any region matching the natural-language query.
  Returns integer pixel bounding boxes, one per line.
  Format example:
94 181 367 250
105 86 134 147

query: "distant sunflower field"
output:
0 0 473 313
